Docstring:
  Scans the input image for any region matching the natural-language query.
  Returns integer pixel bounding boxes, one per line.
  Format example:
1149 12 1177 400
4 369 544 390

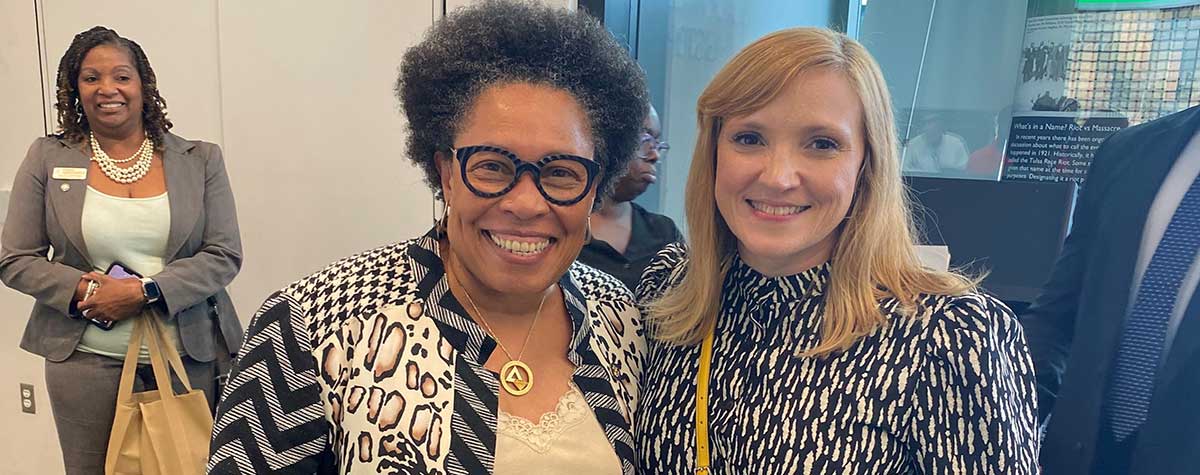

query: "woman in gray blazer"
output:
0 26 243 475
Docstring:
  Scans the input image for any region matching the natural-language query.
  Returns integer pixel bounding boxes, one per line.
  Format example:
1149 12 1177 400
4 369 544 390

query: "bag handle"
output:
114 317 146 404
114 311 195 398
143 309 195 392
143 313 197 405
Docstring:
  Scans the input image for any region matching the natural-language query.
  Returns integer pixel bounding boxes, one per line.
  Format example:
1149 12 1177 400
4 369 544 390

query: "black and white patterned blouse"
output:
207 230 645 474
635 243 1039 474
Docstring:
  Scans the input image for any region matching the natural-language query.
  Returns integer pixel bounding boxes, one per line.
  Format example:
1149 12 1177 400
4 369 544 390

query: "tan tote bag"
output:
104 313 213 475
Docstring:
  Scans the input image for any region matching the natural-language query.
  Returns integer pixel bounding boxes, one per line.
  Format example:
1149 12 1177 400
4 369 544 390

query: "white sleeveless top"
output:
494 384 622 474
78 186 181 362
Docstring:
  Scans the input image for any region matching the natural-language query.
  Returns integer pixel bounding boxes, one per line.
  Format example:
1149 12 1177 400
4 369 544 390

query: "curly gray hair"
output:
396 0 649 204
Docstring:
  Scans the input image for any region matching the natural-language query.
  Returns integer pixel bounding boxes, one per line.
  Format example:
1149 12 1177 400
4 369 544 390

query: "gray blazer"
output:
0 132 244 362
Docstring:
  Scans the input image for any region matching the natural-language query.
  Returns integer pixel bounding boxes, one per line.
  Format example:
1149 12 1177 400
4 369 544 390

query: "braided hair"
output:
53 26 172 148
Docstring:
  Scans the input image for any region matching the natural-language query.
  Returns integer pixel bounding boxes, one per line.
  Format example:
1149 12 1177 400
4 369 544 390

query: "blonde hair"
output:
649 28 977 356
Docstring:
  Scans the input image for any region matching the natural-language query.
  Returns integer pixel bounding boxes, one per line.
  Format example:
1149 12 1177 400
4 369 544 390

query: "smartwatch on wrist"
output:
140 277 162 304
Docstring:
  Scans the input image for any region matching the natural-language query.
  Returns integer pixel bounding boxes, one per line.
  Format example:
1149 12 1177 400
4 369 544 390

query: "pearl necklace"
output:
90 132 154 184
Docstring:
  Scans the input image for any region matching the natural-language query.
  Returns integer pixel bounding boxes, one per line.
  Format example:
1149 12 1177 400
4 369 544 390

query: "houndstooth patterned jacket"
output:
207 230 645 474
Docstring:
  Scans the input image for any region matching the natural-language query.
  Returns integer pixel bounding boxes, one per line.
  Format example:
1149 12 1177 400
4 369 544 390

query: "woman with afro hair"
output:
208 2 649 474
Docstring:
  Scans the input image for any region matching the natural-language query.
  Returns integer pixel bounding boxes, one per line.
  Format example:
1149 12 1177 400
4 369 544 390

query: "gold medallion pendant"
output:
500 360 534 396
448 269 548 399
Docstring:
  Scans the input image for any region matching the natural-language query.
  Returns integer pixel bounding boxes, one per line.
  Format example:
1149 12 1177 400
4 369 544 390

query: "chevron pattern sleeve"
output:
207 291 333 474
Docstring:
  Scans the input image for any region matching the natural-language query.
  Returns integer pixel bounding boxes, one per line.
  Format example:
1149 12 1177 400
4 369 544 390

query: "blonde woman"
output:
635 28 1038 474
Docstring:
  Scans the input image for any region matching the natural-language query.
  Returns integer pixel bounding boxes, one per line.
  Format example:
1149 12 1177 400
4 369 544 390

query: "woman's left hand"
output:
77 272 147 323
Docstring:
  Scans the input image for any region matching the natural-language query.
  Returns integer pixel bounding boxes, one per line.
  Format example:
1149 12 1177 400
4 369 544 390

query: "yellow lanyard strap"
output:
695 325 715 474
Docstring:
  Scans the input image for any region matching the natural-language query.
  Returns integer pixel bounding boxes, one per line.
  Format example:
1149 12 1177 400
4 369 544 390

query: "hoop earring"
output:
585 214 593 243
436 203 451 238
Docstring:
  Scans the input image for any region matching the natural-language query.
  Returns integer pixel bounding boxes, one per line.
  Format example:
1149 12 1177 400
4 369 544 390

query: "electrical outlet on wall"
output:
19 383 36 414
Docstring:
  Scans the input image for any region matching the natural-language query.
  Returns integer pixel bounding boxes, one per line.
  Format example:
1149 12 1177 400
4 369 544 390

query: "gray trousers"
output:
44 350 217 475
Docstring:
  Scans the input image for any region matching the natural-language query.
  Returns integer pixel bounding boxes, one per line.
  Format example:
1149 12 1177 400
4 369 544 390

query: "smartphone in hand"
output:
80 262 143 331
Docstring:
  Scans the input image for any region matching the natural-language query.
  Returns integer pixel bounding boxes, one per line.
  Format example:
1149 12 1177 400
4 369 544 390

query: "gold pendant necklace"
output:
500 360 534 396
450 271 549 397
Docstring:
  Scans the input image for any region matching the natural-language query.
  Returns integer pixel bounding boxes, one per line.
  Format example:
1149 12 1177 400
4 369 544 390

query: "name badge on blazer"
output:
52 167 88 180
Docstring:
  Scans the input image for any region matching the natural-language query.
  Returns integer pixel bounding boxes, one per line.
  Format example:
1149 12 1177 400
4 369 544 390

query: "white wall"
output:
0 1 441 472
0 0 59 471
215 0 436 316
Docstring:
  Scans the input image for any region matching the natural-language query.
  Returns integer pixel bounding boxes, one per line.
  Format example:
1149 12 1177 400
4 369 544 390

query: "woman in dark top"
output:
635 28 1039 474
580 104 681 290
